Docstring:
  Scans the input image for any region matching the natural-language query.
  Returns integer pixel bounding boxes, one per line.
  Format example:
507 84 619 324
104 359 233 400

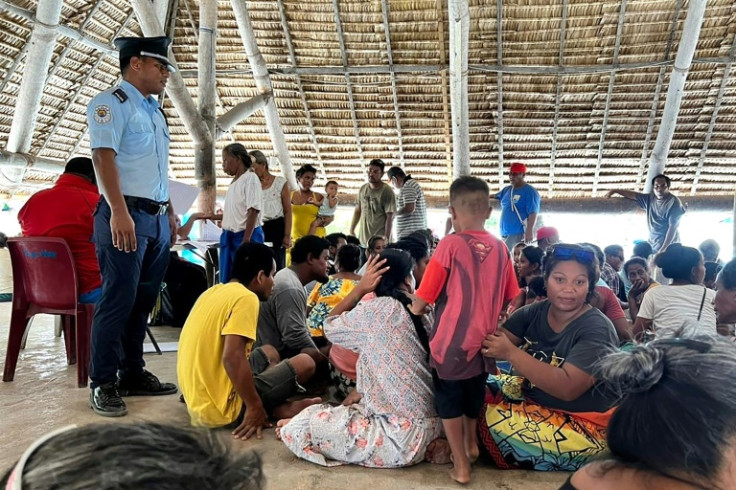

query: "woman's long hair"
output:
374 249 430 359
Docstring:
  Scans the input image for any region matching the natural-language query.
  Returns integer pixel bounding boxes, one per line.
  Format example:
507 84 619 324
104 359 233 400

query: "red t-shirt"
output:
594 285 626 322
18 174 101 294
416 230 520 380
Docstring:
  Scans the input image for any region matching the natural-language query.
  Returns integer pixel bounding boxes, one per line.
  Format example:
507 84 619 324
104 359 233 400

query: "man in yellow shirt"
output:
178 243 320 440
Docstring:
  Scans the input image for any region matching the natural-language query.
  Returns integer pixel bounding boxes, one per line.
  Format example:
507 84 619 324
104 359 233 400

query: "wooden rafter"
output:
636 0 683 191
331 0 366 179
275 0 325 180
496 0 504 187
435 0 452 184
691 33 736 195
0 44 28 95
380 0 404 169
548 0 568 198
592 0 628 196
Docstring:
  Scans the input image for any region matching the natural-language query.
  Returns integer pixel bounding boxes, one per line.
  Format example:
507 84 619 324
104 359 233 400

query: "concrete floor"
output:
0 250 565 489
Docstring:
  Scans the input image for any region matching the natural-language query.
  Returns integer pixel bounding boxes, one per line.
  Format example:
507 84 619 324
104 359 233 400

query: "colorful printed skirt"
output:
478 374 613 471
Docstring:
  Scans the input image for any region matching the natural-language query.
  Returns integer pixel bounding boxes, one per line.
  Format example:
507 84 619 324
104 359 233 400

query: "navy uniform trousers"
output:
89 198 170 389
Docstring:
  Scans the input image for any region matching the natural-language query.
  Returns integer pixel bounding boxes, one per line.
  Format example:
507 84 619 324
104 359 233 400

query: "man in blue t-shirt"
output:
493 162 541 251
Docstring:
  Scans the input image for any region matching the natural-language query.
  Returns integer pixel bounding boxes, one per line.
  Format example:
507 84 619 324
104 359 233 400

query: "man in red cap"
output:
492 162 541 250
536 226 559 251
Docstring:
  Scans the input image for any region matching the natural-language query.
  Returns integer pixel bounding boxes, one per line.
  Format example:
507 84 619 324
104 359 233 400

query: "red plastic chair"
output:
2 237 94 387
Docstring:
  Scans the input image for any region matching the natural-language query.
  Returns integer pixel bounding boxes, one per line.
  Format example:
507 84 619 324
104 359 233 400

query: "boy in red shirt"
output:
411 176 519 483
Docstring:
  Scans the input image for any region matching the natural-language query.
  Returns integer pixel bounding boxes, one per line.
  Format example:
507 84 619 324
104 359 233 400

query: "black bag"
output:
151 253 208 327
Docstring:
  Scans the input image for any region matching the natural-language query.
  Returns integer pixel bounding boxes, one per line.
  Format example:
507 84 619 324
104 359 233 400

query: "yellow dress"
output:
291 191 326 241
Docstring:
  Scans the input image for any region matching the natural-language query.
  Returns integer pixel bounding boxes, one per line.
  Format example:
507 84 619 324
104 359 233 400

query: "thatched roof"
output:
1 0 736 201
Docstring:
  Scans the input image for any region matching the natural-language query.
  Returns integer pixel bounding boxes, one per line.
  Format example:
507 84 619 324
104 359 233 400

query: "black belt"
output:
124 196 169 216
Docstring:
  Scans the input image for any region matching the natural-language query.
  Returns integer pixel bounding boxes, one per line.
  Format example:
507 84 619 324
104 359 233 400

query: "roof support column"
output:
196 0 217 213
448 0 470 178
644 0 706 193
231 0 296 190
6 0 63 154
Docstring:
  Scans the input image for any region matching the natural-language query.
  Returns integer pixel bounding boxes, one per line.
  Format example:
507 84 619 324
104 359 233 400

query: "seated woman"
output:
624 257 659 323
277 250 443 468
715 258 736 336
509 246 545 311
566 334 736 489
589 283 631 342
479 244 619 471
633 244 716 338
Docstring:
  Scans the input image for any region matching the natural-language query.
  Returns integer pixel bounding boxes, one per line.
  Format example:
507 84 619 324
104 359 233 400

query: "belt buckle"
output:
158 204 168 216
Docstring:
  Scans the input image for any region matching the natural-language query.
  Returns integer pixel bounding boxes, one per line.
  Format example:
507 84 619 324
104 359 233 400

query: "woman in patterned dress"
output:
277 250 443 468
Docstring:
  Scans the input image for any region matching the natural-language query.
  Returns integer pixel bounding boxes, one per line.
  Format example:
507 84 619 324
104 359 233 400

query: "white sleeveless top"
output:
262 175 287 221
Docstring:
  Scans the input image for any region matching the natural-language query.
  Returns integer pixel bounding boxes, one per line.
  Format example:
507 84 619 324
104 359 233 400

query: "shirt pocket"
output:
123 116 155 152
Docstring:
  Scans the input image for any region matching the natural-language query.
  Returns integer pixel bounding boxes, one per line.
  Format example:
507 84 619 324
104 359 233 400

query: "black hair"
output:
699 239 720 262
295 164 318 179
651 174 671 188
597 335 736 486
345 235 361 247
374 249 430 360
368 158 385 172
325 232 347 248
230 243 275 285
705 262 723 284
579 242 605 268
64 157 96 185
250 150 268 168
223 143 252 170
632 241 653 260
655 243 702 283
367 235 387 252
290 235 330 265
603 244 624 257
336 244 361 273
386 166 406 180
325 180 338 188
543 243 600 302
386 236 430 264
623 257 649 276
520 246 544 271
718 258 736 290
449 176 489 203
0 422 264 489
526 276 547 301
406 229 433 250
120 55 133 75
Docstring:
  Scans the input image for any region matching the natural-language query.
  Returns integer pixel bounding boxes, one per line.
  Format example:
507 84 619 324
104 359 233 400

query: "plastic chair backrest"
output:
7 237 79 312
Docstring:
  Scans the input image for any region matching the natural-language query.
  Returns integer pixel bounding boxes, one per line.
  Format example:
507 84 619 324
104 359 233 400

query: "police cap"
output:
113 36 176 72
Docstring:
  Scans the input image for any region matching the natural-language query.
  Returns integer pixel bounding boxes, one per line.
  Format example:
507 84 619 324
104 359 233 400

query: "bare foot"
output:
425 438 452 464
449 464 471 485
275 418 292 440
272 397 322 420
466 443 480 464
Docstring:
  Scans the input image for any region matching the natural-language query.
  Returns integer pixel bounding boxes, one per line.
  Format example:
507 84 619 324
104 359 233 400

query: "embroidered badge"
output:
94 104 112 124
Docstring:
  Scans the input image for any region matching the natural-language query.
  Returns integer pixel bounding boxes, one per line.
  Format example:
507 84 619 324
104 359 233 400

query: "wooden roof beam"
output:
6 0 64 155
592 0 627 196
331 0 366 179
636 0 683 191
691 33 736 195
380 0 405 169
495 0 503 185
447 0 470 178
195 0 217 213
231 0 297 189
644 0 707 193
276 0 326 182
37 10 135 157
548 0 568 198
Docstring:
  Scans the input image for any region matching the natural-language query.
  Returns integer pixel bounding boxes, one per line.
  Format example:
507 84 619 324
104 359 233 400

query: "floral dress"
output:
307 277 359 337
279 297 443 468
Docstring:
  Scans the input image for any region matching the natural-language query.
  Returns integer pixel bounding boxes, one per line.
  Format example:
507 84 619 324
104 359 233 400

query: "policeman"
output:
87 36 178 416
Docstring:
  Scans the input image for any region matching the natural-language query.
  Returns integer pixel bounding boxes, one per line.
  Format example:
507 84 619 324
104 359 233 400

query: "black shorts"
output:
432 371 487 419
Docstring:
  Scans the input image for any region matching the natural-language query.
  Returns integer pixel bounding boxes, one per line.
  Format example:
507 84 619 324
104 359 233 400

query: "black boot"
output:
90 382 127 417
118 370 178 397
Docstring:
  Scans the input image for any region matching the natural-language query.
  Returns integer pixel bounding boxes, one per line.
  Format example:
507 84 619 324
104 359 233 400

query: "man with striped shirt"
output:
388 166 428 239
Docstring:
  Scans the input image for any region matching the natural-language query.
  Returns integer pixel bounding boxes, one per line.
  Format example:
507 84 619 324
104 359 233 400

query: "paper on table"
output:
168 179 199 215
200 220 223 241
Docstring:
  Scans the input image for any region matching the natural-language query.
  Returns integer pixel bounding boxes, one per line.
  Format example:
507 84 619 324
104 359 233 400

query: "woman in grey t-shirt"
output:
478 244 619 471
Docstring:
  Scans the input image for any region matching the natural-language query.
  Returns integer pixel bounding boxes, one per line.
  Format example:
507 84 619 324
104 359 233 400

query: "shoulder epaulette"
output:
112 88 128 103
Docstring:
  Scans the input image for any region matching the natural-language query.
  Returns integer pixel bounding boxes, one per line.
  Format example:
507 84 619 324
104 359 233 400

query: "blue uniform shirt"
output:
495 184 541 236
87 80 170 202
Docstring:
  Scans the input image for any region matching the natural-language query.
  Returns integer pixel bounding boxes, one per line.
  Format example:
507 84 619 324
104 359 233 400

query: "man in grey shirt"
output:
256 235 331 365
